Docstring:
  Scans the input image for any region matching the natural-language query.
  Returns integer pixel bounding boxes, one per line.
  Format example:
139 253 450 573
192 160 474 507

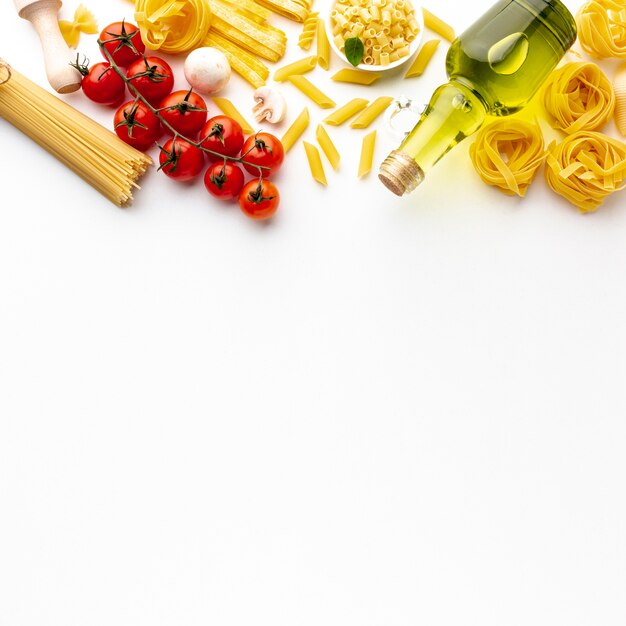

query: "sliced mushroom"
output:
253 86 287 124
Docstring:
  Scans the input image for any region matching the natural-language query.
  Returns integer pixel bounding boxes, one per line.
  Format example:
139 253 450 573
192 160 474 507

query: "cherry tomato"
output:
204 162 245 201
158 90 208 139
240 133 285 177
127 56 174 106
158 138 205 181
200 116 244 162
79 62 125 106
99 21 145 67
239 179 280 220
114 100 161 152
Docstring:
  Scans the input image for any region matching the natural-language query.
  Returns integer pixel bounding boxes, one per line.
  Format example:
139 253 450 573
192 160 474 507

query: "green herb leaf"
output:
344 37 364 67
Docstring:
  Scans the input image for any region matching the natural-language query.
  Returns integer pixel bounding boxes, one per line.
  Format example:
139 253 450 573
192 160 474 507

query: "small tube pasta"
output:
287 76 336 108
358 130 377 177
316 124 340 170
404 39 440 78
317 19 331 70
274 56 318 81
324 98 369 125
303 141 328 185
422 7 455 42
281 107 310 152
331 69 382 85
212 98 254 135
350 96 394 128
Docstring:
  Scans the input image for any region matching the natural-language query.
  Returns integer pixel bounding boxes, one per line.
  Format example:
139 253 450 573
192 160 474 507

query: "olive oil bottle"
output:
379 0 577 195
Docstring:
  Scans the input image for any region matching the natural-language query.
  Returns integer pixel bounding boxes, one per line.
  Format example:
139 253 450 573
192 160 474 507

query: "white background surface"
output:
1 0 625 624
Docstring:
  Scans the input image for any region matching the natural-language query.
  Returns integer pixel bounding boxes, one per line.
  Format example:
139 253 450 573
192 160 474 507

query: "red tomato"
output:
240 133 285 177
80 62 125 106
239 179 280 220
114 100 161 151
158 90 208 139
158 138 205 181
99 21 145 67
204 162 245 201
200 116 244 161
127 56 174 106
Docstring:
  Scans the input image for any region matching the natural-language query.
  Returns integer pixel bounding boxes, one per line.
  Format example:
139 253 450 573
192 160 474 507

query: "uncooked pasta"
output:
615 62 626 136
576 0 626 59
0 60 151 207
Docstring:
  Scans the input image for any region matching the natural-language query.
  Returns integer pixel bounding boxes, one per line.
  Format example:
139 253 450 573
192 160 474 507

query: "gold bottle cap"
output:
378 150 424 196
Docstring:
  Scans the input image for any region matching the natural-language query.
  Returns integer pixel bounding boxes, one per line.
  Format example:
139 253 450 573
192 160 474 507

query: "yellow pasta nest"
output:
543 62 615 134
576 0 626 59
615 62 626 136
544 131 626 212
134 0 212 54
469 119 546 197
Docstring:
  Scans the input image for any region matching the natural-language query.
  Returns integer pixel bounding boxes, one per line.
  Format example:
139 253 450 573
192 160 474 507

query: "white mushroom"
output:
252 87 287 124
184 47 231 95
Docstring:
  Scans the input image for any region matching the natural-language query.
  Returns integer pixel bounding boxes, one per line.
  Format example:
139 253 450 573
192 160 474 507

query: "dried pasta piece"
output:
316 125 340 170
324 98 369 125
274 56 318 82
58 4 98 49
576 0 626 59
358 130 377 177
469 119 546 197
544 131 626 212
255 0 309 22
350 96 394 128
404 39 440 78
615 62 626 136
299 12 319 50
287 76 336 108
317 19 331 70
212 98 254 134
331 69 381 85
543 62 615 134
422 7 455 42
303 141 328 185
281 107 310 152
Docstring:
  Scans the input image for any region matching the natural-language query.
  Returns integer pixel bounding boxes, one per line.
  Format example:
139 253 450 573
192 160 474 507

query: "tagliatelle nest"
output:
544 131 626 213
469 119 546 197
543 62 615 134
576 0 626 59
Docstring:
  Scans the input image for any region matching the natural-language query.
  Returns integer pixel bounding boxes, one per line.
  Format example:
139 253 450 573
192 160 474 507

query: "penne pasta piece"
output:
350 96 394 128
303 141 328 185
316 125 341 170
422 7 455 42
317 19 331 70
281 107 310 152
274 56 318 81
358 130 376 177
324 98 369 124
212 98 254 135
287 76 336 108
404 39 440 77
331 68 382 84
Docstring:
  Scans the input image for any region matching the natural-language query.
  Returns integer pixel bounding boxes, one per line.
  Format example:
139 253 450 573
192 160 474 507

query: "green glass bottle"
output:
378 0 577 196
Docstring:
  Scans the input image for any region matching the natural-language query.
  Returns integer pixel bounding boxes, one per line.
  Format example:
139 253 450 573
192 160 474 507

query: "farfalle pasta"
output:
58 4 98 48
543 62 615 134
544 131 626 212
576 0 626 59
469 119 546 196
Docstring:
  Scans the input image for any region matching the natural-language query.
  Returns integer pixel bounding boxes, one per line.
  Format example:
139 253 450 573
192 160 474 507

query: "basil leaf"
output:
344 37 364 67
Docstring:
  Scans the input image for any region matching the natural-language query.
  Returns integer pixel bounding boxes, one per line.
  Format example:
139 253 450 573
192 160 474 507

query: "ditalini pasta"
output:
544 131 626 212
299 12 319 50
358 130 377 177
281 107 310 152
274 56 318 82
469 119 546 197
324 98 369 125
287 76 336 108
422 7 455 42
615 63 626 136
212 98 254 134
331 69 381 85
350 96 394 128
576 0 626 59
303 141 328 185
316 125 340 170
404 39 440 78
543 62 615 134
317 19 331 70
0 61 151 206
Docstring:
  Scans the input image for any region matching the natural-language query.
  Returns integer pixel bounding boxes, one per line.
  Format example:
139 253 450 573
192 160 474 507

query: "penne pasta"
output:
316 125 341 170
358 130 377 177
212 97 254 134
317 19 331 70
274 56 318 81
331 68 381 85
404 38 440 77
422 7 455 42
303 141 328 185
281 107 310 152
350 96 394 128
287 75 336 108
324 98 369 124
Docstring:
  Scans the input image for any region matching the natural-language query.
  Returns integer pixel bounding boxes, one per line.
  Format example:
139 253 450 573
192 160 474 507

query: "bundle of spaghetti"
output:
615 62 626 135
576 0 626 59
544 131 626 212
543 62 615 134
134 0 212 53
0 61 151 207
469 119 546 196
299 12 319 50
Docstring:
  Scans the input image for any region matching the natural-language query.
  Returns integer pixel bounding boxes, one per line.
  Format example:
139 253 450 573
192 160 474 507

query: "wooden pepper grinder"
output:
14 0 82 93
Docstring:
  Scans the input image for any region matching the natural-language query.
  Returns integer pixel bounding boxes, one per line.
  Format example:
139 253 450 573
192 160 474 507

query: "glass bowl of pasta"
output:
327 0 424 71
